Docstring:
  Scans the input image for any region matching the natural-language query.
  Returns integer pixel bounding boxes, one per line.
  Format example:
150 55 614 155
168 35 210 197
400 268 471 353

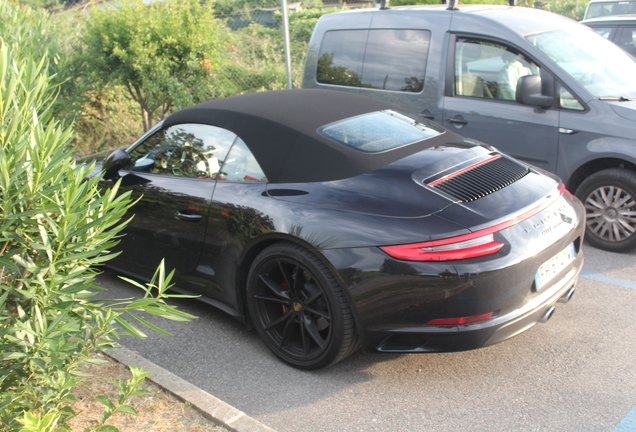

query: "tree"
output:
81 0 230 132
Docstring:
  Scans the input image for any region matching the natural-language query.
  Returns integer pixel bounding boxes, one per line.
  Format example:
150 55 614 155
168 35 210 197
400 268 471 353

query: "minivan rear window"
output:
317 29 430 92
318 109 444 153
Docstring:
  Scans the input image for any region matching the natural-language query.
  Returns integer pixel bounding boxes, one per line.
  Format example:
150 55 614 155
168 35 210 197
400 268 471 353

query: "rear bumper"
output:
322 189 586 354
372 258 581 353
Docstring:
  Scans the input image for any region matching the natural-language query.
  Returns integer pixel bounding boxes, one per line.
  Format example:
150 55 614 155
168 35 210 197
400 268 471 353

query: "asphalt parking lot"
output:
97 244 636 432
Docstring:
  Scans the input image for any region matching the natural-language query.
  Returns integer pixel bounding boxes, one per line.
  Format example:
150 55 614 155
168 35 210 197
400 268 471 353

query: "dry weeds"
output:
67 352 229 432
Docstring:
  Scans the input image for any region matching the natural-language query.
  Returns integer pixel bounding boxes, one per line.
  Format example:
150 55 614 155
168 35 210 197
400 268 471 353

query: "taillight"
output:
380 184 567 262
426 312 494 326
380 233 503 261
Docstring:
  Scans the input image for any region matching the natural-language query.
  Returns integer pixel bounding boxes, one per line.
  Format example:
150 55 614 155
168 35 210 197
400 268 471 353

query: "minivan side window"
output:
317 29 430 92
558 84 585 111
454 39 540 101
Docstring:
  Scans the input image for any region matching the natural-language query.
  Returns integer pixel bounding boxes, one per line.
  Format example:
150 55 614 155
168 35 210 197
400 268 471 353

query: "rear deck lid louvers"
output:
428 155 529 202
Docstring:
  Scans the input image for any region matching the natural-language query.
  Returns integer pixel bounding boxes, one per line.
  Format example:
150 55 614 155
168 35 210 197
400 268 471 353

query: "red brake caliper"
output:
281 281 289 313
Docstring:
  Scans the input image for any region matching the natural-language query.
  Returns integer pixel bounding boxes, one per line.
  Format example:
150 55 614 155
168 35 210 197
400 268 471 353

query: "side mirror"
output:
102 148 131 180
516 75 553 108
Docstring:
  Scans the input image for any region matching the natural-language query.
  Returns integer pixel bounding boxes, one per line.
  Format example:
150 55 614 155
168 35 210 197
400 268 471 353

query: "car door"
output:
194 136 271 311
442 37 560 173
107 123 237 282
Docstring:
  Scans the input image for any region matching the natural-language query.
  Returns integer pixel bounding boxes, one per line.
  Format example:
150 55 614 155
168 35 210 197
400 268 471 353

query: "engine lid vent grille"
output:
429 155 529 202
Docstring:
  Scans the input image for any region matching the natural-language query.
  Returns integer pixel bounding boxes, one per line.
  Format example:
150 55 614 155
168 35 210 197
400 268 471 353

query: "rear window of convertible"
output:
318 109 444 153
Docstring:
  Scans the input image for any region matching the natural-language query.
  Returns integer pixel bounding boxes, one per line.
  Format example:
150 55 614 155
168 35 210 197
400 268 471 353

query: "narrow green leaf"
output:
113 316 147 338
128 312 173 336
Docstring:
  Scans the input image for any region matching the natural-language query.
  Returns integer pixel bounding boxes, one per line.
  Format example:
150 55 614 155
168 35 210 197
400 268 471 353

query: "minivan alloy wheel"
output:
576 168 636 252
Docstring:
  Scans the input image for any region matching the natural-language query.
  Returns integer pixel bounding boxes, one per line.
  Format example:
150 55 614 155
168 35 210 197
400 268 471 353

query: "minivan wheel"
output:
575 168 636 252
246 242 358 369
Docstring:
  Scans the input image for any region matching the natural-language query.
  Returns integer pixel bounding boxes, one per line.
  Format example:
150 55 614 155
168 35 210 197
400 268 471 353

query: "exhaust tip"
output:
559 287 576 303
540 305 556 323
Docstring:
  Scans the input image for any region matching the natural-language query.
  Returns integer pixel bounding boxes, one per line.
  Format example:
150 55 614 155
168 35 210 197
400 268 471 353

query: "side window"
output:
558 84 585 111
616 27 636 57
588 26 616 40
129 124 237 179
218 138 267 182
360 29 429 92
317 29 429 92
455 39 540 101
316 30 366 87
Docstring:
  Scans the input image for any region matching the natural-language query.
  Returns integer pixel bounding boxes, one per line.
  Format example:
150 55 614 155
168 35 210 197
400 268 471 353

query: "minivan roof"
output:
586 0 636 4
326 5 579 36
582 13 636 24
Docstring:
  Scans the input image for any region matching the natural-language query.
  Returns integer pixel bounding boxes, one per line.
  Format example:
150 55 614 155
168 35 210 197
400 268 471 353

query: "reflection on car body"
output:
99 89 585 369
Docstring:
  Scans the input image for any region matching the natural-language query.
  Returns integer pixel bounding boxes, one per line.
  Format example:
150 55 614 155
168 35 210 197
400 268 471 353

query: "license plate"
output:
535 243 576 291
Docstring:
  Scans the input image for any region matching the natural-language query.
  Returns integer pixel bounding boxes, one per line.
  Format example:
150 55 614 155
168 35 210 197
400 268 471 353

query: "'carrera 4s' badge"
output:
524 196 576 238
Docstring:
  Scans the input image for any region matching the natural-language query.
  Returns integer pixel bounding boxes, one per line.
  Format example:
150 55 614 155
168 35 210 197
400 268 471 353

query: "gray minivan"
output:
303 4 636 252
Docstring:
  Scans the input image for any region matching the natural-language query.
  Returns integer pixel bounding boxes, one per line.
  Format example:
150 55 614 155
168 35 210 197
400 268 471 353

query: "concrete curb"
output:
103 347 277 432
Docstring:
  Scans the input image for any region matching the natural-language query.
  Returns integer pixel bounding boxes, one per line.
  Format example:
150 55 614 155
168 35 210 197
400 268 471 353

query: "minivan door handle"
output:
420 110 435 120
447 115 467 126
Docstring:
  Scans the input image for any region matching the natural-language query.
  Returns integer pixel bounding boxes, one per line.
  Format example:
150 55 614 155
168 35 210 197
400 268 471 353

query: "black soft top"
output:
163 89 452 183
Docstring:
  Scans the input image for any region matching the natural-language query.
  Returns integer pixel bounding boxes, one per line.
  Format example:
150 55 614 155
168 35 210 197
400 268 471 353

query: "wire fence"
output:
213 3 374 96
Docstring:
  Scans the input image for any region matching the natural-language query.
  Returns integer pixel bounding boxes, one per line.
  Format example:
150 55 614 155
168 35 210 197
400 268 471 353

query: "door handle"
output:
420 109 435 120
447 116 467 126
175 211 203 222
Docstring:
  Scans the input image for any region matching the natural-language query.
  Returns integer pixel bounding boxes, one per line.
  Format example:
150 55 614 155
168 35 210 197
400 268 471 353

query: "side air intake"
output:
429 155 529 202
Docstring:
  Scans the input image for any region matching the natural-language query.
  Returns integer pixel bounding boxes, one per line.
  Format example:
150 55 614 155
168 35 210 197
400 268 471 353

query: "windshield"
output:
528 27 636 99
585 1 636 19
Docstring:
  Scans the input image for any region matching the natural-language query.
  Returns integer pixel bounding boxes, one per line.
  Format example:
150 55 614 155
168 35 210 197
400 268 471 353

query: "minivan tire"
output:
575 168 636 252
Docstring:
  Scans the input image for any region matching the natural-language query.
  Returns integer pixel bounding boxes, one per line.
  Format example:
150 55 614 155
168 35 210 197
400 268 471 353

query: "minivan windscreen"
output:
528 27 636 100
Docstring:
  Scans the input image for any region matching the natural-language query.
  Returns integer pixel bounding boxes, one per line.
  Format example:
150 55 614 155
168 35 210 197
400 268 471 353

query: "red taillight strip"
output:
380 184 566 261
428 155 502 186
427 312 494 326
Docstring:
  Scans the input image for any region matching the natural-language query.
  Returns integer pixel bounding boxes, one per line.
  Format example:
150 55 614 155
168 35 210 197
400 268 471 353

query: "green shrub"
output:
72 86 142 156
0 0 87 125
0 4 196 430
534 0 587 20
81 0 231 132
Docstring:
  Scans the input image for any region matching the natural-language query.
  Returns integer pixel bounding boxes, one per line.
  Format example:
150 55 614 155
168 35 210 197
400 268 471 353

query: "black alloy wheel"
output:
246 242 358 369
576 168 636 252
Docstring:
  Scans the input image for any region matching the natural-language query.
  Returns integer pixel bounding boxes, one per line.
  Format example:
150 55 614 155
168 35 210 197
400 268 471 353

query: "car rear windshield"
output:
585 0 636 19
318 109 444 153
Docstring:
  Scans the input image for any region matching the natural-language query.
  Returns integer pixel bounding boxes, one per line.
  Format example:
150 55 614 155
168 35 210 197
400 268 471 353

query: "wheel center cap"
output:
293 302 303 312
606 208 618 219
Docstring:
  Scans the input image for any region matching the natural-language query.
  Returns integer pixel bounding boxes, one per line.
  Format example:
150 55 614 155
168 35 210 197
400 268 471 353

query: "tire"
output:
246 242 359 369
575 168 636 253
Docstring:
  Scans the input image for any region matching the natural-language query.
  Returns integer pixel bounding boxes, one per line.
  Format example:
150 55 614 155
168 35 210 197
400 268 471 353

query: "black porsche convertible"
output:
99 89 585 369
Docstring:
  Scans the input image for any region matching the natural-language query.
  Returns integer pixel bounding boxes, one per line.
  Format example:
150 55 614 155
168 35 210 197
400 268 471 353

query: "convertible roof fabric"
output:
163 89 454 183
